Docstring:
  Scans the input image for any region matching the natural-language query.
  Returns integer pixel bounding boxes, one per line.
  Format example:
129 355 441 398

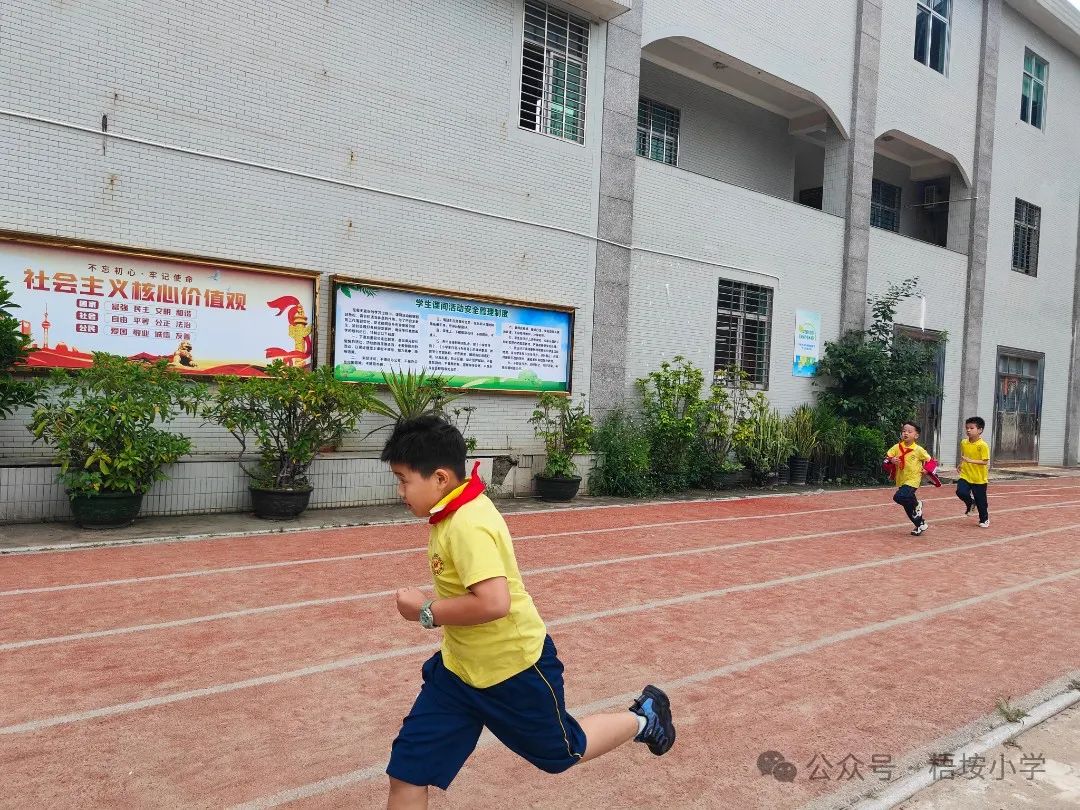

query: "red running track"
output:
1 480 1078 809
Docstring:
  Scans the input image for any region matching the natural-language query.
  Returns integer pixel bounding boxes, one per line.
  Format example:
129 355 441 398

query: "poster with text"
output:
333 282 572 392
1 239 317 376
792 309 822 377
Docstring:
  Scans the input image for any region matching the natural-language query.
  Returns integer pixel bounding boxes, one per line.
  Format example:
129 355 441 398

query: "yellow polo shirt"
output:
428 489 546 688
886 441 931 489
959 438 991 485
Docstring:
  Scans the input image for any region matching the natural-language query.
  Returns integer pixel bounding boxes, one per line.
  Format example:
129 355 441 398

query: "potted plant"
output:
528 391 594 501
734 393 789 486
809 403 847 485
364 367 478 451
29 353 204 528
785 404 819 486
203 362 373 519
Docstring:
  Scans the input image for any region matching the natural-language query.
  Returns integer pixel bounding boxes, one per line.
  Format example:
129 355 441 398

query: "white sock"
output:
635 713 647 734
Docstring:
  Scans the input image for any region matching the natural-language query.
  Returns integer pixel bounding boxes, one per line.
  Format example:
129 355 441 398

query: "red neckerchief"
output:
429 461 485 525
885 443 914 482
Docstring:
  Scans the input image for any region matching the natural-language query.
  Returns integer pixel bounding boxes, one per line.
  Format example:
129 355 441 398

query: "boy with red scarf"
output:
381 415 674 809
885 421 933 536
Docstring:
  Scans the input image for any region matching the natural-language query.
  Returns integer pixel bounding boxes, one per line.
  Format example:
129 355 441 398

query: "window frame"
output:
714 279 774 390
1011 198 1041 277
1020 48 1048 129
519 0 590 145
914 0 952 75
636 97 681 167
870 179 903 233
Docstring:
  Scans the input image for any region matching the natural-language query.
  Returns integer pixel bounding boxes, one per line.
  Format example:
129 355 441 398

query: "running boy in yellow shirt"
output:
886 421 932 536
955 415 991 527
381 415 675 809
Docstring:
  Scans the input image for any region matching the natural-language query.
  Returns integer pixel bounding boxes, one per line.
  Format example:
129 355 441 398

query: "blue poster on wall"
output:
792 310 822 377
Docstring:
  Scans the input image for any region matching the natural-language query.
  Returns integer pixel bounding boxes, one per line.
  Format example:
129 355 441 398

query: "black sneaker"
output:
629 685 675 755
911 522 929 536
964 503 974 516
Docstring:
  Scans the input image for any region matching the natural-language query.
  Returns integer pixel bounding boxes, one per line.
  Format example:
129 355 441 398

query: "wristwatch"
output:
419 599 436 629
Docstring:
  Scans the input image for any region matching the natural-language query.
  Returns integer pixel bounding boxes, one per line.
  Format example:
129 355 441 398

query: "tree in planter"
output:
29 353 205 528
203 363 374 518
528 392 594 500
636 356 704 492
0 277 43 417
816 278 942 445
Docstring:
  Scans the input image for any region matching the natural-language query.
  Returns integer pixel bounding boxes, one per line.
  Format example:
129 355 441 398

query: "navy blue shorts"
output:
386 635 587 789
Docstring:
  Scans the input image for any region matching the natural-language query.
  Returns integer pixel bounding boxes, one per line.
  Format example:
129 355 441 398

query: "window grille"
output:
520 1 589 144
637 98 679 166
871 179 902 233
715 280 773 389
1012 199 1040 276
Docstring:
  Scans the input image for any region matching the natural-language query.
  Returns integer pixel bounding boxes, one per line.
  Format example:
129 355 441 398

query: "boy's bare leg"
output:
387 777 428 810
577 711 640 763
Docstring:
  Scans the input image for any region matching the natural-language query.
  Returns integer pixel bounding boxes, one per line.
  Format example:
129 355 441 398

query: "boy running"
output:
381 415 675 809
886 421 932 536
956 415 991 527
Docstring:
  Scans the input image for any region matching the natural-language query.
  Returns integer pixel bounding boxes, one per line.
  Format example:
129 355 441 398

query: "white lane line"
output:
228 565 1080 809
5 484 1077 598
8 497 1080 651
3 522 1077 736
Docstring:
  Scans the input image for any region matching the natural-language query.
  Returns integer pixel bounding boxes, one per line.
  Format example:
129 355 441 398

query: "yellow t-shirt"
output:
427 490 546 688
959 438 991 485
886 441 931 489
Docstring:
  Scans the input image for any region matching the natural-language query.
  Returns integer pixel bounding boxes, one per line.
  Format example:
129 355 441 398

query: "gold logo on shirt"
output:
430 554 445 576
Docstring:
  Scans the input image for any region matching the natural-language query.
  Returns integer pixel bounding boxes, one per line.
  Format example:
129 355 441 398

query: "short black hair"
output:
965 416 986 430
902 421 922 434
380 414 467 480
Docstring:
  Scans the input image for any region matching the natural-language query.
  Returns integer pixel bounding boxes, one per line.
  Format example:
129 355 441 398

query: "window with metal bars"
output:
715 279 773 389
637 98 679 166
1020 49 1048 128
870 179 902 233
1012 199 1040 276
519 1 589 144
914 0 950 74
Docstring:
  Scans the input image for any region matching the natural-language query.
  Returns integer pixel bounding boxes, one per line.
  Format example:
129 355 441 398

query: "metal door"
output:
994 351 1043 463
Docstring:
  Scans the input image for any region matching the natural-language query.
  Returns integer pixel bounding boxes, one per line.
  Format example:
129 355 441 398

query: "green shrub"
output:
30 353 205 496
529 392 594 479
845 425 889 482
636 356 704 492
734 393 792 485
785 403 819 460
589 409 654 497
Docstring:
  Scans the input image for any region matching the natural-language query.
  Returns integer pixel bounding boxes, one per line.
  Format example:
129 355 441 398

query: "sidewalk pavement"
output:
0 483 824 553
1 466 1075 554
899 700 1080 808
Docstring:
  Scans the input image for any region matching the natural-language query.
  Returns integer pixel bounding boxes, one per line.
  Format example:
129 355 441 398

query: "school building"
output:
1 0 1078 522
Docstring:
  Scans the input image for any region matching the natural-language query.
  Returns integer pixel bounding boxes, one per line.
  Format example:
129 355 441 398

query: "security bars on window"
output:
637 98 680 166
520 1 589 144
1021 49 1048 128
715 280 773 389
871 179 902 233
914 0 950 74
1012 199 1041 276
